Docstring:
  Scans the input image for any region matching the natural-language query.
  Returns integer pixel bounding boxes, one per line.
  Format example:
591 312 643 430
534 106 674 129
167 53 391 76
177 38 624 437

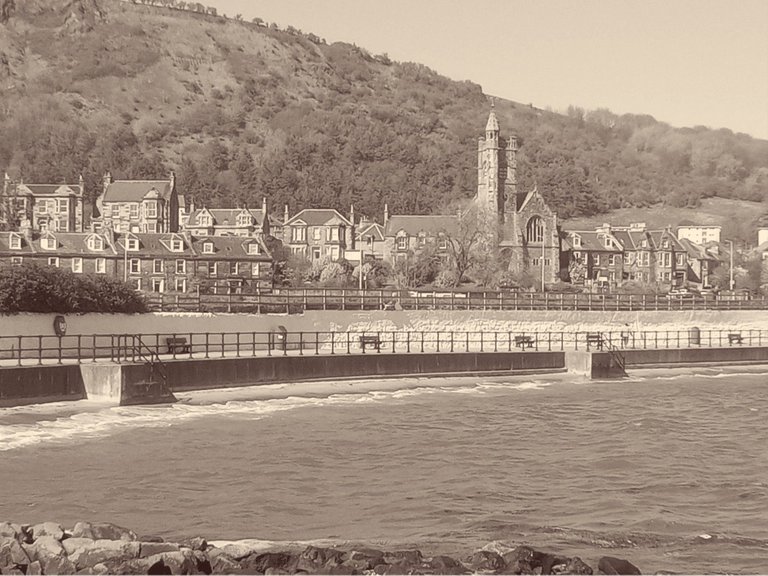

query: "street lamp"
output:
728 239 734 291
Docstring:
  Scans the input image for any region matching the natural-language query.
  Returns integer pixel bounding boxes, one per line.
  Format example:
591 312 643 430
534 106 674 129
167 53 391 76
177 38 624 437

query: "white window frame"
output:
95 258 106 274
572 235 582 248
152 277 165 293
313 227 321 241
203 242 214 254
145 202 157 218
11 256 22 266
48 257 59 267
210 262 218 276
41 236 57 250
175 277 187 292
153 259 164 274
292 226 307 243
129 204 139 219
396 235 408 251
593 254 601 266
72 258 83 273
171 238 183 252
676 253 685 266
327 227 340 242
129 258 141 274
133 278 141 291
252 262 260 277
176 259 186 274
127 238 139 251
248 242 260 255
9 234 21 250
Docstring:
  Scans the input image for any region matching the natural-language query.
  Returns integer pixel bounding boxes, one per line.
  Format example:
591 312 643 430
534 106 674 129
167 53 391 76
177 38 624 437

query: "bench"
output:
586 333 604 350
728 333 743 345
165 337 191 354
514 335 535 349
359 334 382 351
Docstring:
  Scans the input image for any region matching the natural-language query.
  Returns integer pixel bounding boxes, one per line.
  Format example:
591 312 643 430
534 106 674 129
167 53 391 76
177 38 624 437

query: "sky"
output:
206 0 768 140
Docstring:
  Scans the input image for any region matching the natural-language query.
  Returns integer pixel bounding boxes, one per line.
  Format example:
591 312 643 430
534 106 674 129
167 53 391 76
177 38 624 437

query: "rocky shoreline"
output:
0 520 648 575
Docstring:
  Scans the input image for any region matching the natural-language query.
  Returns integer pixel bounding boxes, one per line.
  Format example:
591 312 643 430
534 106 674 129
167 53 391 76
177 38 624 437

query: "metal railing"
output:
0 328 764 367
142 289 766 314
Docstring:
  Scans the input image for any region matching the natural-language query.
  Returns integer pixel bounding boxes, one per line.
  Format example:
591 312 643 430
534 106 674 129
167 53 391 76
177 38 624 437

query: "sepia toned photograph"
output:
1 0 767 574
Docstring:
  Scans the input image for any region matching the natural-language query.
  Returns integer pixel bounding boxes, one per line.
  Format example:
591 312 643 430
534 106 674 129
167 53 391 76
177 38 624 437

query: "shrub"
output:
0 263 148 313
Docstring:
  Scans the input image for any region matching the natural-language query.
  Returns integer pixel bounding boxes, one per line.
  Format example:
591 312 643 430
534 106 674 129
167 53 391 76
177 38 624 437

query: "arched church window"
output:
526 216 545 243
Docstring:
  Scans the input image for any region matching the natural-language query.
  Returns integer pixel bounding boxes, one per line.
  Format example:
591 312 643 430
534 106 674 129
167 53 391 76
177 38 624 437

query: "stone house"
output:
678 237 718 288
562 227 624 289
183 199 274 238
282 207 355 261
382 209 457 265
95 172 179 233
1 173 85 233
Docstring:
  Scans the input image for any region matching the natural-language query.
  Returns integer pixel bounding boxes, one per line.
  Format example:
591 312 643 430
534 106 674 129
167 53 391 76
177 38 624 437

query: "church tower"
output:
476 106 519 223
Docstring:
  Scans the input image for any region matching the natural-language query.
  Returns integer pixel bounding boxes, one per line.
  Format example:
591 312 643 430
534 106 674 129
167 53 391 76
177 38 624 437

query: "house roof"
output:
103 180 173 203
10 183 81 197
285 209 352 227
114 233 191 257
32 232 117 255
678 238 717 260
0 231 35 254
384 215 459 237
187 208 267 228
357 222 385 242
190 235 271 260
565 230 622 252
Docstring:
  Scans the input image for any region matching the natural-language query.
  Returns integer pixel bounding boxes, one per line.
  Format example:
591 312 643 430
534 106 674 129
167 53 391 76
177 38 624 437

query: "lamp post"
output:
123 234 128 282
728 239 734 291
541 228 546 293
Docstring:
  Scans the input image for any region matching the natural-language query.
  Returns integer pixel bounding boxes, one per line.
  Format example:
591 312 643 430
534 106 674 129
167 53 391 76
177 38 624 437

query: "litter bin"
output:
689 326 700 346
269 325 287 351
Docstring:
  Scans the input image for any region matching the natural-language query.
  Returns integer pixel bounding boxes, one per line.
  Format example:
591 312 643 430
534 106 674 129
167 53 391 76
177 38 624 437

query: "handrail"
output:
130 335 169 390
600 333 627 375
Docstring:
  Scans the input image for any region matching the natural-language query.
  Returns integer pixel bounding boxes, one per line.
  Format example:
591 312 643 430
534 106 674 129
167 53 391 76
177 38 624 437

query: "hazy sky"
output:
206 0 768 139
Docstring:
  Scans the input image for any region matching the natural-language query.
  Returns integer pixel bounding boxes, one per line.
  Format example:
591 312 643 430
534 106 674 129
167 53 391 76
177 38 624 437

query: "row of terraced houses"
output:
0 112 730 294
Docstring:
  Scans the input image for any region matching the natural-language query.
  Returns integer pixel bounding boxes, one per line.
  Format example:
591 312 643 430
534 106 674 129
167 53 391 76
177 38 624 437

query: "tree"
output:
0 0 15 22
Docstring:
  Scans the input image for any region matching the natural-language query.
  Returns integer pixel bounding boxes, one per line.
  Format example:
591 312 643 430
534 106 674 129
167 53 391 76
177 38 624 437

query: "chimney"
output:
3 172 10 196
350 204 355 225
103 171 112 194
169 170 176 191
262 197 267 214
283 204 289 223
384 203 389 225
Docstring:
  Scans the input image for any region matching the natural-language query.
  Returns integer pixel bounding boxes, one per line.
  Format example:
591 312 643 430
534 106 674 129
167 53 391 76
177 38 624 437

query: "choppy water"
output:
2 367 768 574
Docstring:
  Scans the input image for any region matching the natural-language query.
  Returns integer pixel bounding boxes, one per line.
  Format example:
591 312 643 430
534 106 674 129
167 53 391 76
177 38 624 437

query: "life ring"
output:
53 315 67 337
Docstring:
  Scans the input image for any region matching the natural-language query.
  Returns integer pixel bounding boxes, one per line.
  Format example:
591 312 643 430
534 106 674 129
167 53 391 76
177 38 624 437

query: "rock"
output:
341 547 384 571
208 552 241 575
0 523 24 541
423 554 470 574
26 560 43 575
191 550 212 574
4 569 25 575
28 534 66 559
102 556 168 575
178 537 208 552
142 550 200 575
140 534 167 544
71 522 138 542
240 551 297 574
140 542 181 558
502 546 537 574
67 539 140 569
556 556 593 574
30 522 65 542
382 549 423 566
295 545 345 572
41 554 78 575
214 543 255 561
464 550 506 573
598 556 642 575
0 536 30 570
62 538 96 556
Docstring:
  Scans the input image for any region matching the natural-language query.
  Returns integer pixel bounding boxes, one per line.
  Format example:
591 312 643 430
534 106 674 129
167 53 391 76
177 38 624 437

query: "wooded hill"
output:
1 0 767 223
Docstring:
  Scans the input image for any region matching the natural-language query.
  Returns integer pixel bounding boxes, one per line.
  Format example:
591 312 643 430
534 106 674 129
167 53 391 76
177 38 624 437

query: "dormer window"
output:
9 233 21 250
127 238 139 251
248 242 260 255
237 213 251 226
171 238 184 252
203 242 214 254
87 235 104 251
396 234 408 251
41 235 57 250
572 235 582 248
199 214 212 227
603 236 612 249
417 232 427 247
641 239 648 248
662 239 670 249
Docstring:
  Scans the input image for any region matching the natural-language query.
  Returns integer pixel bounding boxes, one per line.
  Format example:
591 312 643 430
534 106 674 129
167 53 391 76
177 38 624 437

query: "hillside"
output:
0 0 767 223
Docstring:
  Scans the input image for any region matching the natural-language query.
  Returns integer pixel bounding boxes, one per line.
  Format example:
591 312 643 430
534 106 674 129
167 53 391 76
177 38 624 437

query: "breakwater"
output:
0 519 640 575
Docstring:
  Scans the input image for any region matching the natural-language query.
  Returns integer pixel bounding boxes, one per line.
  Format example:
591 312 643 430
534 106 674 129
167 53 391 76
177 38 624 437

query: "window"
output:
133 278 141 291
175 277 187 292
603 236 613 249
87 235 104 251
396 235 408 250
175 259 186 274
640 252 650 266
248 242 260 255
72 258 83 273
252 262 261 277
330 246 340 260
662 239 670 249
609 254 619 266
145 222 157 233
152 278 164 293
57 219 69 232
129 258 140 274
593 254 601 266
127 238 139 251
171 238 184 252
153 259 164 274
326 227 340 242
210 262 218 276
292 226 307 243
573 251 582 260
312 247 321 260
203 242 214 254
48 257 59 267
9 234 21 250
313 227 321 241
95 258 106 274
417 232 427 247
230 262 239 275
129 204 139 219
526 216 544 243
659 252 671 267
676 253 685 266
437 236 448 250
145 202 157 218
237 213 251 226
199 214 212 227
10 256 22 266
41 236 57 250
572 235 582 248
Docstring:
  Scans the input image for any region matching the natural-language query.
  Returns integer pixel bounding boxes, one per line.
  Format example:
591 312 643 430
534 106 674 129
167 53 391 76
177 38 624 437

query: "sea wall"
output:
0 365 85 407
624 346 768 367
2 309 766 340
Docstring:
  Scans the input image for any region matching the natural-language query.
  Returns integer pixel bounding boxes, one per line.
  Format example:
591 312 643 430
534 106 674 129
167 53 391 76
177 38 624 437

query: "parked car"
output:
668 287 697 298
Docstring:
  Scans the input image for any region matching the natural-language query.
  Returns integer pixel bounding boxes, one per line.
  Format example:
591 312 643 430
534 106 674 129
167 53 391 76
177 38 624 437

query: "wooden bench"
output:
165 337 191 354
586 333 604 350
727 333 743 345
359 334 382 351
514 335 535 349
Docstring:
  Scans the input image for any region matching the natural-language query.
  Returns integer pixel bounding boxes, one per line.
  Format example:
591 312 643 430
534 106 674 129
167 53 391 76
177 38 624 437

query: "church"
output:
475 106 560 283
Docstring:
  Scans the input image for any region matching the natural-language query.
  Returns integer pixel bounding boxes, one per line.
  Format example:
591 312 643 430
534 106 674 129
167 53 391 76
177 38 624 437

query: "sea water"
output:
1 367 767 574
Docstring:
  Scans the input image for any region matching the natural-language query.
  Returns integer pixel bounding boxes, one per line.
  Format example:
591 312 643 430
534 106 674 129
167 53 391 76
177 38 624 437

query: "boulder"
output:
30 522 65 542
0 523 24 541
240 551 297 574
422 554 470 574
382 549 423 566
41 554 78 575
140 542 181 558
0 536 30 570
142 550 200 575
27 534 66 560
341 547 385 571
67 539 141 570
464 550 506 573
214 543 255 561
295 545 345 572
502 546 537 574
101 556 168 575
556 556 593 574
598 556 642 575
208 552 241 575
178 537 208 552
62 538 96 556
71 522 138 542
26 560 43 575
